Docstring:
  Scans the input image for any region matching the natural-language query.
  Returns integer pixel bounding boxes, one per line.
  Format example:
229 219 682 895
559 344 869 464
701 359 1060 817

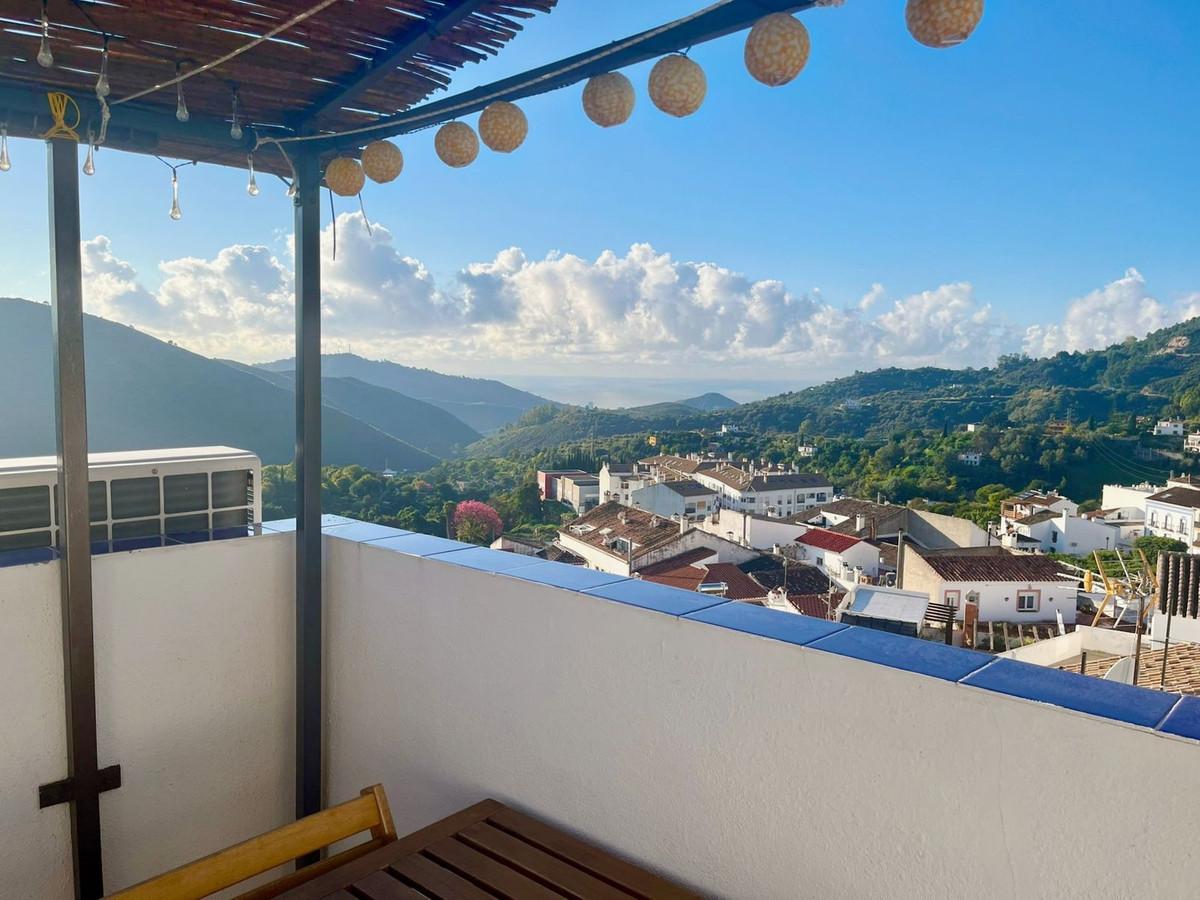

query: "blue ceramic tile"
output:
807 627 994 682
165 529 212 544
326 521 413 542
0 546 58 567
428 546 544 573
684 602 846 646
505 561 628 591
962 658 1179 728
368 532 473 557
584 579 725 616
1159 696 1200 741
261 514 358 533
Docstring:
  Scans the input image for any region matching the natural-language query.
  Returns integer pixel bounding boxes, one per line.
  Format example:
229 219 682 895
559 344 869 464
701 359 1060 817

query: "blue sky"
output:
2 1 1199 401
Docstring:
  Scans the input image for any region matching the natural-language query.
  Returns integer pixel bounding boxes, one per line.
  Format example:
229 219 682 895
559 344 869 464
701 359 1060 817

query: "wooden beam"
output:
325 0 818 151
300 0 491 127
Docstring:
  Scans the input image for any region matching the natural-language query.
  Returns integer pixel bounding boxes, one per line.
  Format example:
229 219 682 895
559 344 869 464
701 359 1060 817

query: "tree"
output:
453 500 503 545
1133 535 1187 564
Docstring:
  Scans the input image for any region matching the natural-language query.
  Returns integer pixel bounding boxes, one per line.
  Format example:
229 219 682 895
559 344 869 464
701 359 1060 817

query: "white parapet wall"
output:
0 532 296 896
326 536 1200 900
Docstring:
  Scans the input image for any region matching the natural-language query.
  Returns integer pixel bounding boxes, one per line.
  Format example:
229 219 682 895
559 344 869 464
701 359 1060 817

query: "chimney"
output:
618 511 627 525
679 516 688 535
855 514 867 533
895 529 906 589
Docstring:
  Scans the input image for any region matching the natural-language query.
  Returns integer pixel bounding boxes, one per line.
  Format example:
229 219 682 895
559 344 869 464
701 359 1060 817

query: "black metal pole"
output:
46 137 104 899
294 147 323 832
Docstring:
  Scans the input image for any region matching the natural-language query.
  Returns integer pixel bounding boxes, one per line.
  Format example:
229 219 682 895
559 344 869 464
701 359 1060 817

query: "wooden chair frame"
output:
106 784 395 900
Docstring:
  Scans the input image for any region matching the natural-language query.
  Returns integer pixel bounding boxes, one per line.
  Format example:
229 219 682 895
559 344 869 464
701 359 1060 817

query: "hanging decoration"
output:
324 156 365 196
434 121 479 168
648 54 706 118
41 92 81 142
582 72 635 127
169 170 182 219
246 154 259 196
905 0 984 49
478 101 527 153
744 13 810 86
229 87 243 140
175 64 189 122
95 35 110 98
361 139 403 183
83 134 96 176
0 125 10 172
37 0 53 68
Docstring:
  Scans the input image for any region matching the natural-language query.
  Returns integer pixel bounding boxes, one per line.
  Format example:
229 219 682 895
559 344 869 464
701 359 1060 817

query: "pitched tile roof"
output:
797 527 862 553
636 547 714 577
559 501 683 560
1148 486 1200 510
638 556 768 601
916 548 1072 582
788 593 845 619
662 480 717 497
703 464 831 493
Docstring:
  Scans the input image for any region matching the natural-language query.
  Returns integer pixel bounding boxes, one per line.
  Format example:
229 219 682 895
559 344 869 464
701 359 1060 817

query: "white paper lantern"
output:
648 55 706 118
582 72 635 128
361 140 403 183
744 13 810 86
324 156 364 196
479 101 528 153
435 121 479 168
905 0 984 49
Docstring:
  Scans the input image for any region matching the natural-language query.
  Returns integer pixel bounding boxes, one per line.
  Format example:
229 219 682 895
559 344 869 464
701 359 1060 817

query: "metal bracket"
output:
39 764 122 809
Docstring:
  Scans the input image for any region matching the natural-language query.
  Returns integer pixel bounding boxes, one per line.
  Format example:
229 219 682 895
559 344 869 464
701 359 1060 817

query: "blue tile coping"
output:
427 546 545 574
686 601 846 645
583 578 727 617
1160 696 1200 742
961 658 1181 729
364 532 474 557
808 626 994 682
497 560 628 591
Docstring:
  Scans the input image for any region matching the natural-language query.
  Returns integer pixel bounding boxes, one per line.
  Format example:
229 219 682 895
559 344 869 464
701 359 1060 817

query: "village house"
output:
535 468 591 502
1144 481 1200 552
558 473 600 514
999 508 1123 554
598 461 652 506
901 547 1077 625
1154 420 1186 437
1000 490 1079 525
957 452 982 467
1187 433 1200 454
629 479 718 522
792 527 883 587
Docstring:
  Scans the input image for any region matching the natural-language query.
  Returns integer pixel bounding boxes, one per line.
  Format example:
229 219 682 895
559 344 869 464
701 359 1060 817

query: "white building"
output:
902 548 1077 625
1101 481 1161 518
797 444 816 457
1155 420 1185 437
558 474 600 514
692 465 832 518
1000 508 1124 554
598 462 652 506
1144 483 1200 552
792 527 883 587
697 508 807 550
957 452 982 467
1000 491 1078 529
1187 433 1200 453
629 480 718 522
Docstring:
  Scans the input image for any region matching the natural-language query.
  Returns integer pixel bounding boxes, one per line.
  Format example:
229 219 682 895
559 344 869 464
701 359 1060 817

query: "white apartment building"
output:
1144 483 1200 552
1155 420 1185 437
1000 508 1123 554
598 462 652 506
957 452 982 467
692 465 832 518
1187 433 1200 453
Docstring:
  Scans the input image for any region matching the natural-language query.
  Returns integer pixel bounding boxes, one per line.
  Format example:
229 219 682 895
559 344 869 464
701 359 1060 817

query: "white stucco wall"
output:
324 539 1198 900
0 533 295 898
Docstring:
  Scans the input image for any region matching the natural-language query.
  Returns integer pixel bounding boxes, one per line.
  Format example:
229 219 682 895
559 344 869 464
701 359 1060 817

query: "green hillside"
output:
0 298 436 472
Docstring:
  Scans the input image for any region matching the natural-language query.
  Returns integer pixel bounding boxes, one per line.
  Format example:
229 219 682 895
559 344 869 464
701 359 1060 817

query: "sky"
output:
3 1 1200 405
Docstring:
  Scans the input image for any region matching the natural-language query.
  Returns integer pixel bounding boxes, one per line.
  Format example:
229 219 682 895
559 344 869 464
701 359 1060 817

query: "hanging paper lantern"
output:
744 13 810 86
478 101 528 153
324 157 364 196
361 140 403 183
435 121 479 168
905 0 984 49
648 55 706 118
582 72 635 128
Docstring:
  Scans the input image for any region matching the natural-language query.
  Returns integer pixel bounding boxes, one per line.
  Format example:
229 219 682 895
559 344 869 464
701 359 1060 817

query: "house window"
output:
1016 590 1040 613
944 590 961 609
1150 511 1158 526
1164 515 1173 533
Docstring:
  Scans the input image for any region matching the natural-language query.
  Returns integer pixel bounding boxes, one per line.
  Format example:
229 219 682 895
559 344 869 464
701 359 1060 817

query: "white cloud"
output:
77 216 1198 379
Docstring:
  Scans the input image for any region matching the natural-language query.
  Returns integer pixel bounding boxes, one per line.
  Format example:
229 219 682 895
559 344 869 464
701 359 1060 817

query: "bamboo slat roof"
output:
0 0 555 171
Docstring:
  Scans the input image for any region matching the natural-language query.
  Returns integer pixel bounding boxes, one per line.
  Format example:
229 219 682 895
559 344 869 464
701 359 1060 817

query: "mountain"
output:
467 318 1200 454
678 392 738 412
259 353 552 433
0 299 437 471
222 363 481 458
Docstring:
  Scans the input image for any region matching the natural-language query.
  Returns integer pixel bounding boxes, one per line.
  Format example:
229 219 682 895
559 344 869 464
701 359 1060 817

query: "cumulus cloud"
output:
77 215 1198 377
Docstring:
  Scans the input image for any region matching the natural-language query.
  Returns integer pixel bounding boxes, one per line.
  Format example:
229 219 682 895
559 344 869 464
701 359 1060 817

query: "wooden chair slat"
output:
458 821 634 900
422 837 562 900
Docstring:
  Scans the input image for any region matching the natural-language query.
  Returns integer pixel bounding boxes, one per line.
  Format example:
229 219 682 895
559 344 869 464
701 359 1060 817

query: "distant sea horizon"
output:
500 375 810 408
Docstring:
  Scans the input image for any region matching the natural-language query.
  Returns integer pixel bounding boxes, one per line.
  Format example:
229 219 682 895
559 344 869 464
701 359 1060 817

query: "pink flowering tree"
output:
453 500 503 545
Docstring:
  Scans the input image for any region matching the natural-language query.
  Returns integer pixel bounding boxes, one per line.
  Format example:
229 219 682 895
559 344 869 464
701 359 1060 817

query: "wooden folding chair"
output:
106 784 395 900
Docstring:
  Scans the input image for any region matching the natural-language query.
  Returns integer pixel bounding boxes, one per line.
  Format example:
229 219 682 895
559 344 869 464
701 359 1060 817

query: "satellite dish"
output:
1103 656 1136 685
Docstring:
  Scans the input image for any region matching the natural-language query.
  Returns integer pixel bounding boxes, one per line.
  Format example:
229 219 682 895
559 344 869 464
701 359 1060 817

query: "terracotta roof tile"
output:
797 528 862 553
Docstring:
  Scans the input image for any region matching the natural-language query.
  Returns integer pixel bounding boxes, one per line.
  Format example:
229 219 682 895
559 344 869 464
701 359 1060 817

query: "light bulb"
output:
0 127 10 172
175 68 189 123
37 10 53 68
95 41 110 98
286 180 297 198
246 155 259 196
169 172 182 220
83 142 95 176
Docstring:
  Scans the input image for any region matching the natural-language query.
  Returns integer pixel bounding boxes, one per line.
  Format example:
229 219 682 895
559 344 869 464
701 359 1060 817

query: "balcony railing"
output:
2 518 1199 897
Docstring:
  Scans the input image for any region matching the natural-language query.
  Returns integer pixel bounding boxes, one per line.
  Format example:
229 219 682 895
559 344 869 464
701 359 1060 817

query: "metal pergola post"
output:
41 137 121 899
293 147 323 831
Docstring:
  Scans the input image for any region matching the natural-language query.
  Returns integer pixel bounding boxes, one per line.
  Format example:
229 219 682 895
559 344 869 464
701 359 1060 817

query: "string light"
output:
37 0 53 68
83 133 96 176
169 170 182 219
175 64 189 122
0 125 10 172
95 35 110 98
229 87 243 140
246 154 259 196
